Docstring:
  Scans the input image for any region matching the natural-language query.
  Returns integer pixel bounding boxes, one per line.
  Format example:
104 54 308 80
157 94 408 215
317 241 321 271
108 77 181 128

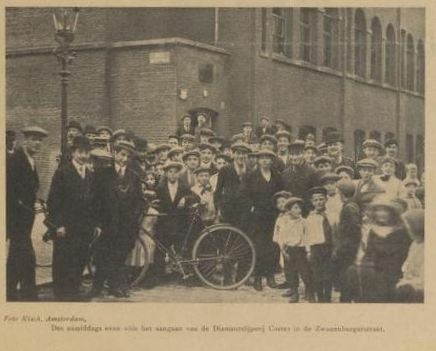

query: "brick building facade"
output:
6 7 425 197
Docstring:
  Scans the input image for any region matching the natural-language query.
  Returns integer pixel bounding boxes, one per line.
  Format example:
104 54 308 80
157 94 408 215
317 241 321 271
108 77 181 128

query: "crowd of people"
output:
6 112 425 303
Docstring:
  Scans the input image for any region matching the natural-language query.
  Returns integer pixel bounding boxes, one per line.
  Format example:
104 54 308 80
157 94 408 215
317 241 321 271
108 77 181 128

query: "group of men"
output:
6 113 424 302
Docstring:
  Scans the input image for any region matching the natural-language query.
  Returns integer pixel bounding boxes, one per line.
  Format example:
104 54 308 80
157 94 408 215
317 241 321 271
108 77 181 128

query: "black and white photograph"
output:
5 6 425 304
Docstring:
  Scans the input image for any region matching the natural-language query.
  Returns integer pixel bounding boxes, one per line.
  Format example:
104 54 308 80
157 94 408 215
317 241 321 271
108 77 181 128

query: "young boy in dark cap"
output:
191 167 216 225
384 139 406 180
305 187 333 302
180 150 201 188
199 143 218 175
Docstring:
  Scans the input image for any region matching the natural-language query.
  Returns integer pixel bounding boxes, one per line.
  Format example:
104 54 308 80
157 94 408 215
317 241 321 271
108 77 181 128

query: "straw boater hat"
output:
90 148 113 160
21 126 49 138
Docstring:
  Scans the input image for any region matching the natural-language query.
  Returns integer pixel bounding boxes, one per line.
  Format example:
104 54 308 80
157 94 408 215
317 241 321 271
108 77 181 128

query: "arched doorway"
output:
188 107 218 130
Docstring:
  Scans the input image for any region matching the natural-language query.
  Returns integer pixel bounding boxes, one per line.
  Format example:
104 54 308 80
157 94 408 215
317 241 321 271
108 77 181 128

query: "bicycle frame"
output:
139 209 230 279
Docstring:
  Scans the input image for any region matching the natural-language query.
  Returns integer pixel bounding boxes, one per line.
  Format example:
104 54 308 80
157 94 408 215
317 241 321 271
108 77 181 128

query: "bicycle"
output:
87 203 256 290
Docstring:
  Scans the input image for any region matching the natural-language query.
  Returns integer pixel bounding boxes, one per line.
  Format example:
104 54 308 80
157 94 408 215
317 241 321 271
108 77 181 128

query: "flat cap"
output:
362 139 383 150
21 126 48 138
259 134 278 145
182 150 201 160
167 146 185 158
356 158 379 169
319 172 341 184
255 149 276 158
308 186 327 197
314 156 333 166
155 144 172 153
162 161 184 172
273 191 293 201
84 125 97 134
335 165 355 177
304 145 318 153
231 142 251 154
199 143 218 153
96 126 113 135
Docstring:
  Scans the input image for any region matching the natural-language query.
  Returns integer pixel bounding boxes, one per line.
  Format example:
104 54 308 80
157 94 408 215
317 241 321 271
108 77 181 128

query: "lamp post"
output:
52 7 79 159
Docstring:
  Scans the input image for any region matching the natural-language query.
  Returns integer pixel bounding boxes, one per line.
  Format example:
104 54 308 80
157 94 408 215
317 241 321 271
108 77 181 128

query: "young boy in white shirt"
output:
274 197 314 303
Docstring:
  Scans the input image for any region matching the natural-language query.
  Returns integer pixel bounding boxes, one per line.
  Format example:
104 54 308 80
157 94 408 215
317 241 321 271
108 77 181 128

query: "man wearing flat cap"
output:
154 162 197 275
180 150 201 188
354 158 385 205
384 139 406 180
47 136 100 301
90 140 143 298
325 131 355 175
214 142 251 227
241 122 258 144
281 140 318 215
362 139 383 171
199 143 218 175
180 133 196 152
7 126 48 301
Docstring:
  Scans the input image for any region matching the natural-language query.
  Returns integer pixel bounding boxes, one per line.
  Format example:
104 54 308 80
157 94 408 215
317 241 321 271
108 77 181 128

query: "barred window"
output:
354 9 367 78
370 17 382 82
272 8 285 54
323 8 339 69
385 24 396 86
406 34 415 91
300 8 316 63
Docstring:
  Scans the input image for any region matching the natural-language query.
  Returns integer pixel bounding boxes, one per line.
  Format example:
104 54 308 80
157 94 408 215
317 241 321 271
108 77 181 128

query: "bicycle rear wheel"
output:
192 225 255 290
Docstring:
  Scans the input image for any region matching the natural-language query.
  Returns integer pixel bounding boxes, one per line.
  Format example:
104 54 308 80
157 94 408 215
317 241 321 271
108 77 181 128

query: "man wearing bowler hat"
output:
90 140 143 298
7 126 48 301
47 136 100 301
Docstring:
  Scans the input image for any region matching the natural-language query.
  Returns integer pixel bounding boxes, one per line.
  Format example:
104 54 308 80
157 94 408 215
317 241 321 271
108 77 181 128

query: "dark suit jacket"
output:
6 148 39 239
155 181 198 238
47 162 98 236
214 164 249 224
281 162 317 199
335 201 362 264
95 166 143 241
254 125 275 139
175 125 195 138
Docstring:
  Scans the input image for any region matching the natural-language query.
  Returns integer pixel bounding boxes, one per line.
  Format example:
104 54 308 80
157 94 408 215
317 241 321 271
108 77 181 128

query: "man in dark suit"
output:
281 140 318 215
175 114 195 137
6 126 48 301
255 116 275 139
384 139 407 180
91 140 143 298
47 136 100 301
276 130 292 171
325 131 356 176
214 142 251 227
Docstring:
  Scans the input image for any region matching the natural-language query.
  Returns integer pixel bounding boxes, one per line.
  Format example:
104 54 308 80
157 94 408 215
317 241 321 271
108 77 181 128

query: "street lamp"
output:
52 7 79 161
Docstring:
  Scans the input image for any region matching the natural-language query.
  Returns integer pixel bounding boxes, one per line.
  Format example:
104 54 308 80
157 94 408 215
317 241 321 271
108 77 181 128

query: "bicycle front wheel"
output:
192 225 255 290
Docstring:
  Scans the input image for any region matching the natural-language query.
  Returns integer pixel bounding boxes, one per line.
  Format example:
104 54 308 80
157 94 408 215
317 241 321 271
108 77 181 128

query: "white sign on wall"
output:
149 51 171 64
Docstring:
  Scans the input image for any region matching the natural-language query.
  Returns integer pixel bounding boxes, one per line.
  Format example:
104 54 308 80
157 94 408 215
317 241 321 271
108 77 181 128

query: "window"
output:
400 30 407 89
300 8 316 63
406 134 414 163
199 64 214 83
369 130 381 142
323 8 339 68
261 8 267 52
354 129 366 161
354 9 367 78
370 17 382 82
406 34 415 91
385 24 396 86
322 127 338 142
417 40 425 94
272 8 285 54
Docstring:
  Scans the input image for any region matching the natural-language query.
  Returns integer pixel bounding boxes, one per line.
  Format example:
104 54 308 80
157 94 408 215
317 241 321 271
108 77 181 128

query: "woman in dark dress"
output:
346 200 411 302
240 149 283 291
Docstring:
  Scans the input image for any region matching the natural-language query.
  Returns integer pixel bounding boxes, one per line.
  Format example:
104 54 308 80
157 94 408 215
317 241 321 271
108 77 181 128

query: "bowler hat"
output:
21 126 49 138
67 120 82 132
135 137 148 151
84 125 97 135
71 135 91 151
